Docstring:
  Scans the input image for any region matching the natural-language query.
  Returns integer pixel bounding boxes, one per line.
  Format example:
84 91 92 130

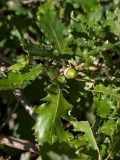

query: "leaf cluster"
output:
1 0 120 159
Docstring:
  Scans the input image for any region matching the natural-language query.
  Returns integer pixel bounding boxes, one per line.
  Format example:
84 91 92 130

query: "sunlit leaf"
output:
70 121 98 151
93 84 120 100
99 120 116 136
0 64 43 90
93 99 113 118
7 60 29 72
37 3 72 55
33 84 73 144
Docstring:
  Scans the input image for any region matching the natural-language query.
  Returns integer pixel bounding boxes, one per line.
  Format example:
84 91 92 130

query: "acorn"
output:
64 67 77 79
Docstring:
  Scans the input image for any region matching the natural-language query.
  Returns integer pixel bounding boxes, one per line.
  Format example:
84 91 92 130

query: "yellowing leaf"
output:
7 60 29 72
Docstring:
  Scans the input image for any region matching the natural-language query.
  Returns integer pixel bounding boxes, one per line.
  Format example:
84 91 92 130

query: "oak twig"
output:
0 103 19 131
0 134 39 154
14 89 36 120
105 153 110 160
22 0 34 4
0 54 36 120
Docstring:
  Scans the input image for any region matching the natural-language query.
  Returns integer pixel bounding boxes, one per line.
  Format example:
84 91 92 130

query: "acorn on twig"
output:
64 67 77 79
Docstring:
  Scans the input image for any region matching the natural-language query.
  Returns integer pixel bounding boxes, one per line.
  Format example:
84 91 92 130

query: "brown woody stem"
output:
0 134 39 154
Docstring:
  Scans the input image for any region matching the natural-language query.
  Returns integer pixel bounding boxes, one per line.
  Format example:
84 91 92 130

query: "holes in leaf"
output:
61 118 85 137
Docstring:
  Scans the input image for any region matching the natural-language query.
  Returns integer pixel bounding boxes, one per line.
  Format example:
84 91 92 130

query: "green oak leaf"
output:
7 60 29 72
39 143 79 160
33 84 73 144
70 121 98 151
21 39 51 58
0 64 43 90
67 0 98 12
99 120 116 136
47 66 60 81
48 151 77 160
93 84 120 100
37 3 72 55
110 118 120 157
93 98 113 118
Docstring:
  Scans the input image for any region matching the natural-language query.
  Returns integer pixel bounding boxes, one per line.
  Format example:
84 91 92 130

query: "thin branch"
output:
76 77 95 83
22 0 34 4
75 63 106 71
0 103 19 131
105 153 110 160
0 134 39 154
13 89 36 120
0 54 36 120
98 151 103 160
